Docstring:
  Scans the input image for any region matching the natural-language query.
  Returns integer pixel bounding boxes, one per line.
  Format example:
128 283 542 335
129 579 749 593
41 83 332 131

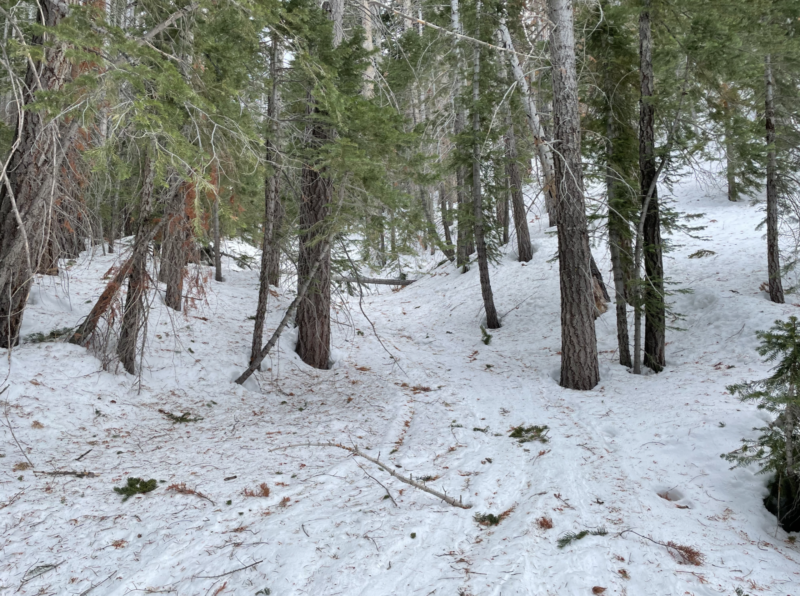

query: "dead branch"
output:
32 470 97 478
334 276 415 286
192 559 263 580
618 529 704 566
271 442 472 509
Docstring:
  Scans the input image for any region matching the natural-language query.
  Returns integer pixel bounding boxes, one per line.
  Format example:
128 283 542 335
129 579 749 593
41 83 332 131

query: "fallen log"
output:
334 276 415 286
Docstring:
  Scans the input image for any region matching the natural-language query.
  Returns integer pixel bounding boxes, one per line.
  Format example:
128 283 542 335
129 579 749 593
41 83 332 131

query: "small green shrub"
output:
114 477 157 501
557 528 607 549
509 425 549 443
24 327 74 344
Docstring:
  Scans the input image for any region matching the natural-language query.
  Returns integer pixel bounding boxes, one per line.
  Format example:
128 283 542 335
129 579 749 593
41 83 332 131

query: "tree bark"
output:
439 182 456 261
451 0 471 271
504 112 533 262
212 194 223 282
250 33 283 368
606 113 632 368
160 181 190 311
765 54 784 304
117 152 155 374
0 0 76 348
638 1 665 372
471 38 500 330
547 0 599 390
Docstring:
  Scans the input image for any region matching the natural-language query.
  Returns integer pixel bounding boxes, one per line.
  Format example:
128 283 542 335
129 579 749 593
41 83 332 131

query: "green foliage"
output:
723 318 800 479
556 527 608 549
480 325 492 345
114 477 157 501
509 425 549 444
473 512 501 526
158 409 203 424
24 327 74 344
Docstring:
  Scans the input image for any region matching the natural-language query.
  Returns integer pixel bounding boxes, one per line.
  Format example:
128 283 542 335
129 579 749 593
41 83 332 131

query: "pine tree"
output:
725 317 800 530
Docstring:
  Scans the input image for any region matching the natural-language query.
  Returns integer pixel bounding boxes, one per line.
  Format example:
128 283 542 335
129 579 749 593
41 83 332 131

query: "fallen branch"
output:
618 529 704 565
193 559 263 580
166 482 215 506
271 442 471 509
0 490 22 510
33 470 97 478
79 570 116 596
334 276 415 287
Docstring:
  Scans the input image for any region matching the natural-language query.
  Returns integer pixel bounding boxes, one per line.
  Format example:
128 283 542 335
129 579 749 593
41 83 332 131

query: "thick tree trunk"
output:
0 1 76 348
250 34 283 368
296 64 333 370
117 153 155 374
765 54 784 304
161 182 190 311
548 0 599 390
638 2 665 372
471 41 500 330
504 113 533 262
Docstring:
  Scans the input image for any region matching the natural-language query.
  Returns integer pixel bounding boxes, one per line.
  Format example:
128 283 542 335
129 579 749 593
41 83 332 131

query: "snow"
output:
2 173 800 596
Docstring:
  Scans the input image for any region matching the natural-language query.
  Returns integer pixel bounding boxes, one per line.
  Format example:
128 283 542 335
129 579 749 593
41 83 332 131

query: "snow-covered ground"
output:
2 174 799 596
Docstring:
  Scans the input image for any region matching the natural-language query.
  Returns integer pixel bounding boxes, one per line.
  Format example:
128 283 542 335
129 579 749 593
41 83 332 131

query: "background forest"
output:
2 0 800 594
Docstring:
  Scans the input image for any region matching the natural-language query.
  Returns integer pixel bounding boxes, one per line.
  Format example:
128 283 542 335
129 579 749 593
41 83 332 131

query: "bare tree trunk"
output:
499 19 557 226
471 38 500 329
0 0 76 348
638 1 665 372
765 54 784 304
440 182 455 261
267 198 283 287
117 152 155 374
504 112 532 262
548 0 599 390
250 33 283 368
362 0 376 98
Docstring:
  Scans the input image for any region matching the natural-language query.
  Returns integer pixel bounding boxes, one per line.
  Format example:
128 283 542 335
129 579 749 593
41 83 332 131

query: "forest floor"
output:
2 172 800 596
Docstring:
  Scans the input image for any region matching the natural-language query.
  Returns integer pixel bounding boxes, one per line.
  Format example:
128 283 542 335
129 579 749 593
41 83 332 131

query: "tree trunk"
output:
504 112 533 262
250 33 283 368
471 39 500 330
606 113 632 368
117 152 155 374
451 0 471 272
0 0 76 348
440 182 456 261
547 0 599 390
267 198 283 287
161 181 190 311
765 54 784 304
212 195 223 281
638 1 665 372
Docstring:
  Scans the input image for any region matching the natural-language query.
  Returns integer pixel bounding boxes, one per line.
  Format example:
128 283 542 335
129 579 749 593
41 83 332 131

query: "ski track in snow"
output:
2 174 800 595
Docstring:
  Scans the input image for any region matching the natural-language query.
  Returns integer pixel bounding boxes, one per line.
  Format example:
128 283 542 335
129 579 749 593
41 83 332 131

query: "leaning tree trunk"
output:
499 18 557 226
504 112 533 262
471 38 500 330
250 32 283 368
0 0 76 348
548 0 600 390
117 152 156 374
765 54 784 304
638 1 665 372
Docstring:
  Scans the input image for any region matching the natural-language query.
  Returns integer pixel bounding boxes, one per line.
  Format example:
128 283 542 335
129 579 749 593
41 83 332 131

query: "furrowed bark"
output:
765 54 784 304
548 0 599 390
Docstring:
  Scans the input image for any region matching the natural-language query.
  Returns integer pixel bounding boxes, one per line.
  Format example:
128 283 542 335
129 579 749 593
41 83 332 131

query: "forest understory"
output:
1 173 798 596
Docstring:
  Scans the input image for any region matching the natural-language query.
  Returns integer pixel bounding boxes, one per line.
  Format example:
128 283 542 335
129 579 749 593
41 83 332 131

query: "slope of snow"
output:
1 174 799 596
